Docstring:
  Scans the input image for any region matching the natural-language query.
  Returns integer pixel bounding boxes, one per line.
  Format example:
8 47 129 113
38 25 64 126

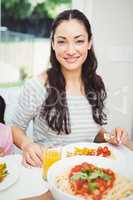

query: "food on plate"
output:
66 146 111 158
0 163 8 182
55 162 133 200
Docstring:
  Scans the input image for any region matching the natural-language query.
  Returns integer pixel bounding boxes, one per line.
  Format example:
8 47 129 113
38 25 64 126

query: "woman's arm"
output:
12 127 32 149
12 126 43 167
94 127 106 143
10 79 45 166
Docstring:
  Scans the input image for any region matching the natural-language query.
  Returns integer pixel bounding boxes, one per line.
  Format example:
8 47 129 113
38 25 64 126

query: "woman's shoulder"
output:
24 71 47 90
20 72 48 105
37 71 48 85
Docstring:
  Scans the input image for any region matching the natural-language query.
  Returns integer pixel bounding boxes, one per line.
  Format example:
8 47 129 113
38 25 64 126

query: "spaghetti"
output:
55 162 133 200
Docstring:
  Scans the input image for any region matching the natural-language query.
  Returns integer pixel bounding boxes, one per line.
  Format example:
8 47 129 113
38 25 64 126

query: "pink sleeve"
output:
0 123 14 154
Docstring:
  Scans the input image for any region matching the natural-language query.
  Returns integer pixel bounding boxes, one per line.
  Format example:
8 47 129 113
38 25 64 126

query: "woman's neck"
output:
62 67 82 83
66 81 84 96
61 68 84 96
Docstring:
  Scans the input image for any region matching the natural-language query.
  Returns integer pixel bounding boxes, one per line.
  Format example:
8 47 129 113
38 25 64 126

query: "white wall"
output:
72 0 133 139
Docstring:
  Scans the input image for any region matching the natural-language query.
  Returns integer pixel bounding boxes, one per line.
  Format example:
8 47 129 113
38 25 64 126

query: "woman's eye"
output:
57 41 65 44
76 40 85 44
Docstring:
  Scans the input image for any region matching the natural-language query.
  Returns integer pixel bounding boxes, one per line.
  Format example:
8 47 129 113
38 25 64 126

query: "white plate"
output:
124 196 133 200
0 154 21 191
48 156 133 200
63 142 125 160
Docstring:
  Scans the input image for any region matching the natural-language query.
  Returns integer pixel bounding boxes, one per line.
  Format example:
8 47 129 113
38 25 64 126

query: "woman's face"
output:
52 19 91 71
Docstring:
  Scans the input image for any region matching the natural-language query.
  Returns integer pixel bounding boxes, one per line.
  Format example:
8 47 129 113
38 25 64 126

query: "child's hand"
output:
0 147 5 157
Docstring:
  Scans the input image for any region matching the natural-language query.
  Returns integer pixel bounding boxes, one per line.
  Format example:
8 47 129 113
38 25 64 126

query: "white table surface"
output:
0 143 133 200
0 154 49 200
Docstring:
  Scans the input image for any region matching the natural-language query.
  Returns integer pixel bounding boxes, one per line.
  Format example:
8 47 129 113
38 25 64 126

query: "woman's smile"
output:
64 56 80 64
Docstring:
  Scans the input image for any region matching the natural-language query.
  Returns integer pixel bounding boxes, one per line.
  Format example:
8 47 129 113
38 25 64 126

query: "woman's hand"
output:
108 128 128 145
21 142 43 167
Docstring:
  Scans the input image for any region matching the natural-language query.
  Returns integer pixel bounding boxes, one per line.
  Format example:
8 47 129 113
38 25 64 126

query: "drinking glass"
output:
42 144 62 180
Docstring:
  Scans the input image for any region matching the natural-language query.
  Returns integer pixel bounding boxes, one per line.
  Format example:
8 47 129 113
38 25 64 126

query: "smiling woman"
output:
52 19 91 72
10 9 128 167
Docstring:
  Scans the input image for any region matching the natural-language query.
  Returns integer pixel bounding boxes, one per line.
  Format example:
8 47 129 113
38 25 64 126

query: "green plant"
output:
19 66 29 81
2 0 71 20
1 0 32 19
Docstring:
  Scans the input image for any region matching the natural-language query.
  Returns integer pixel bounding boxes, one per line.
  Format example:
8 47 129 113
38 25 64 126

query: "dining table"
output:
0 141 133 200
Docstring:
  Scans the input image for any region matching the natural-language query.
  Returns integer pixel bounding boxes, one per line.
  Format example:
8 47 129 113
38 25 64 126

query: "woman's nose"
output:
66 43 76 55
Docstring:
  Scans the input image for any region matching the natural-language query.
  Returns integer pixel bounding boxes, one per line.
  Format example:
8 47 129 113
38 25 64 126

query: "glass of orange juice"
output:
42 145 62 180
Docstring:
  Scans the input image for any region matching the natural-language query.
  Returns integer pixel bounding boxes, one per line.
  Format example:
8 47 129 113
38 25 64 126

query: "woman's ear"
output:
52 41 55 51
88 38 92 50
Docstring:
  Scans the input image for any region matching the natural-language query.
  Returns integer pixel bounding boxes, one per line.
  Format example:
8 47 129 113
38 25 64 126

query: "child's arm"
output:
0 147 5 157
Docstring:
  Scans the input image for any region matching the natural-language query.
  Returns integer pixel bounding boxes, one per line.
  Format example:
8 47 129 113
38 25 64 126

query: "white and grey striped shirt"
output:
11 78 100 144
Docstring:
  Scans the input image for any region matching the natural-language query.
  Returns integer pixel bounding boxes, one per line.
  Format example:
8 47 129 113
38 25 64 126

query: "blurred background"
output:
0 0 133 139
0 0 71 84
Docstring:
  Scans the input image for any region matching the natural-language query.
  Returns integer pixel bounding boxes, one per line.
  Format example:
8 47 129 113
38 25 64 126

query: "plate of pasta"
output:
62 142 120 159
0 154 21 191
47 156 133 200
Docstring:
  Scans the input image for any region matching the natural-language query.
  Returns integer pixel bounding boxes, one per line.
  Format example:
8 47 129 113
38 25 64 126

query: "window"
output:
0 0 72 86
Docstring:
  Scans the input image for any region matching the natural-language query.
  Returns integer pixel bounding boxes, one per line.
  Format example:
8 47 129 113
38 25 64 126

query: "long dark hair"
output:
41 9 107 134
0 95 6 124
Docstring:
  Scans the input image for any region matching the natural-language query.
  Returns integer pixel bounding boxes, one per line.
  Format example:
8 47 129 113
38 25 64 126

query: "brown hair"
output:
41 9 107 135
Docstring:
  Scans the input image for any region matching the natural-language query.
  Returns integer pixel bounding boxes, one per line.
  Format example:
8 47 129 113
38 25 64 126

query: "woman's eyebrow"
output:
56 36 66 39
55 34 85 39
74 34 85 39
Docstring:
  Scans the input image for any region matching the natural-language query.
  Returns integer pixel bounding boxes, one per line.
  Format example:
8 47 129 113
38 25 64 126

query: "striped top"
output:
11 78 100 145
